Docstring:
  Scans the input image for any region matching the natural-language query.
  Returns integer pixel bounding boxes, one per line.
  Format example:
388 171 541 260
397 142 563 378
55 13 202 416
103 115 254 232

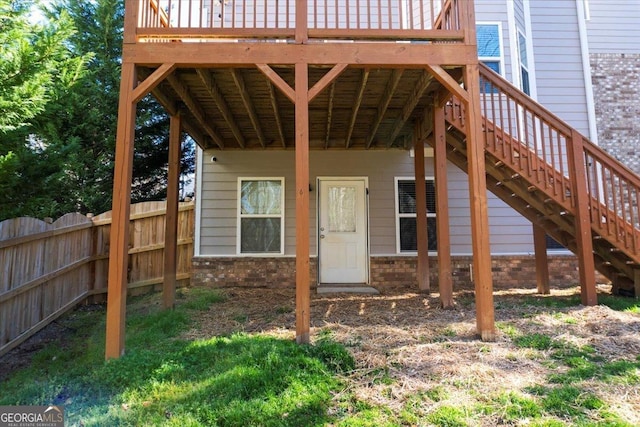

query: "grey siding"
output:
528 0 590 135
198 150 533 257
586 0 640 54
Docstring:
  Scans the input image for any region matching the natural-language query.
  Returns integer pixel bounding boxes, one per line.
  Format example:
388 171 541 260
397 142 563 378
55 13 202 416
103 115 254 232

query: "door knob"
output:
320 234 325 239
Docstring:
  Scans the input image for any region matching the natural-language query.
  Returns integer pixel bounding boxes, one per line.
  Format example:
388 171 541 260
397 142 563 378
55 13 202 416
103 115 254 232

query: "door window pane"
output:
328 185 356 232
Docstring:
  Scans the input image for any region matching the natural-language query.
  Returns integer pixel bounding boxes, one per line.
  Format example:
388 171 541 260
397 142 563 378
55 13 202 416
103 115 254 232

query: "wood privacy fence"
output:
0 201 194 356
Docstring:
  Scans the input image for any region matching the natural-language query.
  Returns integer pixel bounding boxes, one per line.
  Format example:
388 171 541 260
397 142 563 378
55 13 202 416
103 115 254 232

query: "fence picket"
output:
0 201 194 356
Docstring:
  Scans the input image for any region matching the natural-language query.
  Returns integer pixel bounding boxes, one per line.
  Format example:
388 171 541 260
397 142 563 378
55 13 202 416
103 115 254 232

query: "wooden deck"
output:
106 0 495 358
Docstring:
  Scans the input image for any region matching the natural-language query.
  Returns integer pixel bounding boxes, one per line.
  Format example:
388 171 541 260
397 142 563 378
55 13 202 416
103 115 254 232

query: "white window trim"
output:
477 21 505 77
236 177 285 256
394 176 436 255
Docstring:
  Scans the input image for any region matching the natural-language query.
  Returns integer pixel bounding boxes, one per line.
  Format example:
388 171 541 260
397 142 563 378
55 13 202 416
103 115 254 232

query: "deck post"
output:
163 114 181 309
414 121 430 293
463 63 496 341
295 0 308 43
567 130 597 305
533 224 550 294
105 62 137 359
295 62 310 344
433 106 454 308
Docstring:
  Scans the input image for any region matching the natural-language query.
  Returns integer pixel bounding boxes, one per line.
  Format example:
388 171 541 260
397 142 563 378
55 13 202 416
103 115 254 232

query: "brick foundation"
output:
192 255 605 290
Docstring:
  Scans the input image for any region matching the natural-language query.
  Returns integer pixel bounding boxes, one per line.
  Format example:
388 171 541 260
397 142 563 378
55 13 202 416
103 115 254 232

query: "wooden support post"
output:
105 62 137 359
295 62 310 344
463 64 495 341
414 122 430 293
567 130 597 305
295 0 308 44
434 106 454 308
633 269 640 300
533 224 550 294
163 114 181 310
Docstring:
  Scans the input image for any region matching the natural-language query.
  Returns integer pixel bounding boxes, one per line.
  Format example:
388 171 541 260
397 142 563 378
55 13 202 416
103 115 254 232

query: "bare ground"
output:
181 284 640 425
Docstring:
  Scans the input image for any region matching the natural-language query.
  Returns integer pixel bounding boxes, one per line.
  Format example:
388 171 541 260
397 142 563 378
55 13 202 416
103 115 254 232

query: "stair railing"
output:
446 63 640 260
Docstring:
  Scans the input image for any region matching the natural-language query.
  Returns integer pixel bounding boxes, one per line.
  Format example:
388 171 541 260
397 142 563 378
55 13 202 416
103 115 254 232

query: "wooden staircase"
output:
439 64 640 297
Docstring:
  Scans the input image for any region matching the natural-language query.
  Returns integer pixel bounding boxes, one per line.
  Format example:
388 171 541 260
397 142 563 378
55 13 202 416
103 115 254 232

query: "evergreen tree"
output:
0 0 87 219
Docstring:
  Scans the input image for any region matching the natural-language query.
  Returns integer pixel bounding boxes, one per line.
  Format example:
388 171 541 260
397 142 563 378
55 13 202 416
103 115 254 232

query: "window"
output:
477 23 503 92
395 178 437 253
237 178 284 254
477 23 502 74
546 235 566 251
517 30 530 96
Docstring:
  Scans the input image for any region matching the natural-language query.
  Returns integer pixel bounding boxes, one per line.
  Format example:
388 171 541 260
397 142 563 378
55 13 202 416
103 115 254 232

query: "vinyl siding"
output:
586 0 640 54
198 150 534 257
514 0 526 33
528 0 590 135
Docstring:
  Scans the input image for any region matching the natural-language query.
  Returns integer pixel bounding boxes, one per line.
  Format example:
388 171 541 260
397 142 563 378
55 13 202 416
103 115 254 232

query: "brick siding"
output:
192 255 605 291
590 53 640 173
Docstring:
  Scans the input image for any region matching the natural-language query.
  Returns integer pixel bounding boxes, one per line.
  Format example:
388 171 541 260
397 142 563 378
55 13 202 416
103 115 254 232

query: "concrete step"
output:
316 285 380 294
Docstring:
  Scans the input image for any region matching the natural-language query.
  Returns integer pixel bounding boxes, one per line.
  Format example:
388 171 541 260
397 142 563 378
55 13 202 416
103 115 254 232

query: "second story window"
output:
517 30 530 96
477 23 503 75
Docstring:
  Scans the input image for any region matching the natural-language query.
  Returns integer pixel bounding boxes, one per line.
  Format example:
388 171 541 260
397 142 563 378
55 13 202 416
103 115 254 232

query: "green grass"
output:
1 289 639 426
0 289 354 426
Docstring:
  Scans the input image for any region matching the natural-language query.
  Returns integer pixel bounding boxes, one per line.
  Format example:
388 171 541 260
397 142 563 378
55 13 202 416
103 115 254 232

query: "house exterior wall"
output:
586 1 640 174
196 149 534 258
527 0 590 135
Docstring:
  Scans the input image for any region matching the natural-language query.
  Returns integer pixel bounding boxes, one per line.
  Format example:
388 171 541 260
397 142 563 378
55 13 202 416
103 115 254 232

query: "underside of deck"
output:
105 0 499 358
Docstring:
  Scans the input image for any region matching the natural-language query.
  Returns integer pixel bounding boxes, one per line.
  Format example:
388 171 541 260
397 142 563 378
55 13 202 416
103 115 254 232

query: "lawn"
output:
0 284 639 426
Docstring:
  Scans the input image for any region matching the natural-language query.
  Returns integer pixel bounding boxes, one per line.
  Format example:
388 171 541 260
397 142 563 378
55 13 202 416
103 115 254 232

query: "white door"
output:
318 178 368 284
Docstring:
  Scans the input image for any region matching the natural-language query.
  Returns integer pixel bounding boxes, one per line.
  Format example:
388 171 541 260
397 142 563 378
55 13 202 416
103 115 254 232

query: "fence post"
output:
567 130 597 305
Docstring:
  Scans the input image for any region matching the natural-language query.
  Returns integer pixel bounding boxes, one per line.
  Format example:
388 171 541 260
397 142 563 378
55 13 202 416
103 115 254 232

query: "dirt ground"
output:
181 284 640 425
2 283 639 425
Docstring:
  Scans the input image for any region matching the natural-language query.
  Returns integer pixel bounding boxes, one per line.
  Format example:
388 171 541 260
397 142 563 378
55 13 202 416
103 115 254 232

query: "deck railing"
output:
135 0 465 42
446 64 640 259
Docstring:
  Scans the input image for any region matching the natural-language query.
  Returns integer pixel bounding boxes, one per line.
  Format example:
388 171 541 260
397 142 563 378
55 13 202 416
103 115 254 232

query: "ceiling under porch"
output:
141 64 463 150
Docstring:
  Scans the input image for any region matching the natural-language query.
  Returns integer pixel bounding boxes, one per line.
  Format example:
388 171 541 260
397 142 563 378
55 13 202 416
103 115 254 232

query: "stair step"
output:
317 285 380 295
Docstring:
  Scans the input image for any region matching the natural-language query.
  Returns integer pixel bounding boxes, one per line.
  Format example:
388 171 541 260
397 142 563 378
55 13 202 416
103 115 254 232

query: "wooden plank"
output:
414 122 430 293
163 114 181 309
433 106 454 308
295 0 308 43
567 129 597 306
463 63 495 341
0 222 93 250
0 256 92 304
324 82 335 149
256 64 296 103
132 63 175 104
92 203 194 226
267 81 286 148
123 43 479 68
123 0 139 44
166 73 225 149
366 69 403 148
231 69 267 148
425 64 468 103
533 224 550 295
295 62 310 345
196 69 245 148
105 62 137 360
90 273 191 296
0 291 89 357
308 63 348 103
387 71 433 147
345 69 369 148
